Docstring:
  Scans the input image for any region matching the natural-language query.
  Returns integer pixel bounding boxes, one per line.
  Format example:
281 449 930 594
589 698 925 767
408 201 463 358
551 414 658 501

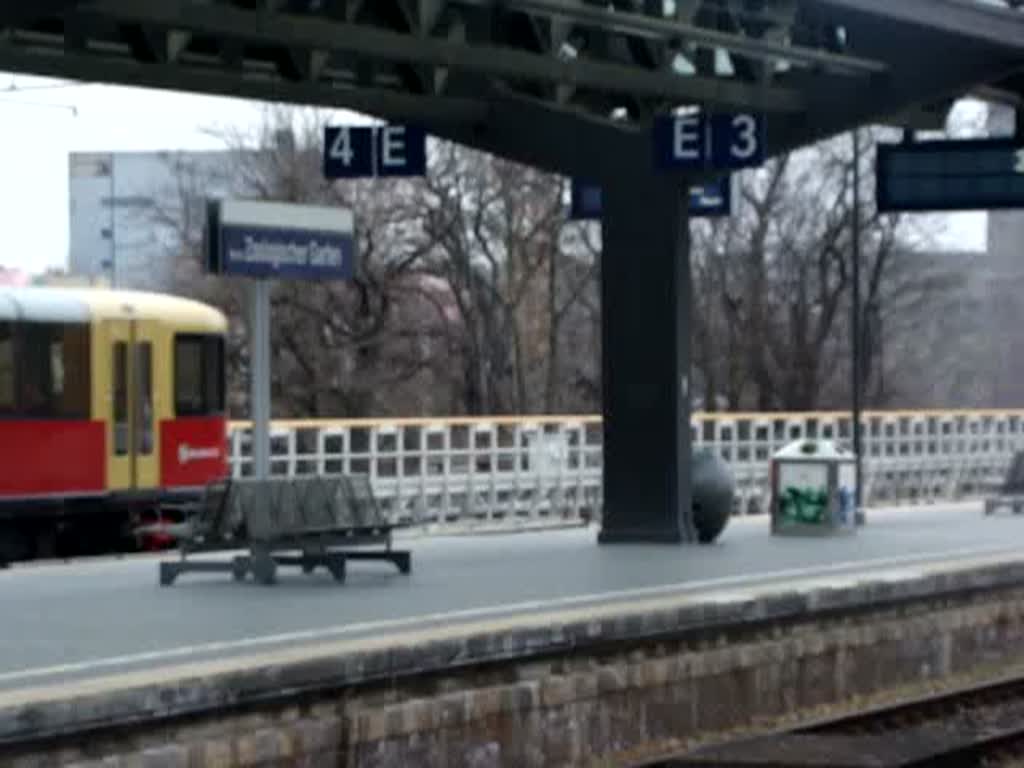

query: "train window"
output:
51 339 65 396
174 334 225 416
0 322 12 412
135 342 153 455
113 342 128 455
59 325 91 418
17 322 91 420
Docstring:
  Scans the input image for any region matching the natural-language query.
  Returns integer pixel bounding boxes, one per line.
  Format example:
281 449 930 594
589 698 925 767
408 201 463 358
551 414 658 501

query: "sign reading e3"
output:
654 112 765 172
323 124 427 179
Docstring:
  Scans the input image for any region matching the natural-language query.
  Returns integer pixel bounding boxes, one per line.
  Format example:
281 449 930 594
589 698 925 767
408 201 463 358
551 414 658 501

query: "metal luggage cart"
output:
155 474 411 586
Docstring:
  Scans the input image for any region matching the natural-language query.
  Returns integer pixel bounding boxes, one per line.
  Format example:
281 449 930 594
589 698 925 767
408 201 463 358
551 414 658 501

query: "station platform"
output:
0 501 1022 699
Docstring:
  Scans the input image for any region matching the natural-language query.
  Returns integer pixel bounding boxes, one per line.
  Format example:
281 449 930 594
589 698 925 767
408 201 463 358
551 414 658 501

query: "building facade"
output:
68 150 234 291
983 103 1024 406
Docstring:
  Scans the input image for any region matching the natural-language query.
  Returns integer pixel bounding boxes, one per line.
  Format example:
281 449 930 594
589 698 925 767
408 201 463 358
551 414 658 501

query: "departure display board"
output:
876 138 1024 213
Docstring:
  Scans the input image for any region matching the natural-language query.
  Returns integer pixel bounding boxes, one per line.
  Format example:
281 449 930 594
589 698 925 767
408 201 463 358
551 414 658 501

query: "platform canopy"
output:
0 0 1022 180
4 0 1023 545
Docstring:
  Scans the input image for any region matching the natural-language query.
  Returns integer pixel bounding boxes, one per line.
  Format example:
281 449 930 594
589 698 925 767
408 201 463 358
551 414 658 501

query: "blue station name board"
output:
654 112 766 172
205 199 355 280
876 138 1024 213
323 124 427 179
569 176 732 220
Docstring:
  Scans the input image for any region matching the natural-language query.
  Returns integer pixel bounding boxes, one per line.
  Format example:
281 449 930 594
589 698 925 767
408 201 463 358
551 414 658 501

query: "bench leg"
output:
392 552 412 575
232 556 249 582
326 554 346 583
159 562 178 587
301 545 325 574
250 550 277 586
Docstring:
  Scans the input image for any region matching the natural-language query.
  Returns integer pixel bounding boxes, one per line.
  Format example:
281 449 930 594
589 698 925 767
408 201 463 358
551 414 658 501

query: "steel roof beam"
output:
444 89 649 179
771 34 1022 156
77 0 805 112
0 43 486 125
0 1 84 30
459 0 887 75
813 0 1024 54
972 80 1024 108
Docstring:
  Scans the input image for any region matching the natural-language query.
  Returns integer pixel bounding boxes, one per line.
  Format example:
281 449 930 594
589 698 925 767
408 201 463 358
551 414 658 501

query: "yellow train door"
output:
105 317 159 493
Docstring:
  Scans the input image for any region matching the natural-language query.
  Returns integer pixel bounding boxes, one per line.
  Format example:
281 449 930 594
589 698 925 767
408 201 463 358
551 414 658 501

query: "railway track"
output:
643 674 1024 767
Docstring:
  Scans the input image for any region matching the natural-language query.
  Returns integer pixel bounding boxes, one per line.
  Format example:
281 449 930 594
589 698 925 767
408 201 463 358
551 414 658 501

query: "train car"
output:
0 286 229 564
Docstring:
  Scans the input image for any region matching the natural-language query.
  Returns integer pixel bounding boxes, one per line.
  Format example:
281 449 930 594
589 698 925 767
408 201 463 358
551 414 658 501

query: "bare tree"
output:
153 106 604 418
155 106 452 417
417 144 576 415
152 103 970 420
690 128 961 412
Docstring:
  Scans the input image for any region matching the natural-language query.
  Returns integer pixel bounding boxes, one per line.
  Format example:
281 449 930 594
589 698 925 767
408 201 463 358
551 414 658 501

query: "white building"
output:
982 104 1024 406
987 103 1022 273
68 150 234 291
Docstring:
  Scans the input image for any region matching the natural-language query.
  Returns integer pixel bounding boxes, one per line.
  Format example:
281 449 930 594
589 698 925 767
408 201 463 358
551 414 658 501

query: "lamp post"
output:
851 127 864 525
108 153 117 288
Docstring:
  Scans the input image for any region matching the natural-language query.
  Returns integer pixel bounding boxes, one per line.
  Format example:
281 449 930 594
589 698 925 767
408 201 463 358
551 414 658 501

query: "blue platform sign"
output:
205 199 355 281
569 176 732 220
323 124 427 179
876 138 1024 212
654 112 765 172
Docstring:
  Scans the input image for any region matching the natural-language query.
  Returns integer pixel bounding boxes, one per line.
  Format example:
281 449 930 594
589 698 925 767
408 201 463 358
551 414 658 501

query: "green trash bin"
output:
770 439 858 537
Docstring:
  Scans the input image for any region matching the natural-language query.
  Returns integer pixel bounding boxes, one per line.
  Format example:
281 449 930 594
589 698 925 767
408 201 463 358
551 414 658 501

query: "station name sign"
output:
204 199 355 280
569 176 732 220
323 123 427 179
876 137 1024 213
654 112 765 172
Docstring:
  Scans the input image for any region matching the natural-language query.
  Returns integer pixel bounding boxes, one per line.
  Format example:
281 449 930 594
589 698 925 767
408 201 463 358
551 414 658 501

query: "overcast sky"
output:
0 73 991 275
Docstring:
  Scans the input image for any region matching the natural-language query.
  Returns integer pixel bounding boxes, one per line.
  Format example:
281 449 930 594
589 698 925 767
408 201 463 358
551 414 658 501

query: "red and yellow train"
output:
0 286 230 563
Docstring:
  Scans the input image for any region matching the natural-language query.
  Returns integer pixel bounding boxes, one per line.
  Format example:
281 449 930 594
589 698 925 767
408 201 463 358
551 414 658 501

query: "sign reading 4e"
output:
323 124 427 179
654 112 766 172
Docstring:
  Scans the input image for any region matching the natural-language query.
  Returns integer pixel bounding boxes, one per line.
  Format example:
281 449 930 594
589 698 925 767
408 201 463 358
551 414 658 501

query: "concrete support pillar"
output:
597 173 696 544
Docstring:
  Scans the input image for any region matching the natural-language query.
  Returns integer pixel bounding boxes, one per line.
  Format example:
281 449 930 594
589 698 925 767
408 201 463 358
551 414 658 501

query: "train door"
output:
106 317 159 493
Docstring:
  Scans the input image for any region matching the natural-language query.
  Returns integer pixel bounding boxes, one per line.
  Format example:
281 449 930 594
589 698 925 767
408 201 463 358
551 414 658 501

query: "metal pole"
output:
248 278 271 480
851 127 864 525
109 153 117 288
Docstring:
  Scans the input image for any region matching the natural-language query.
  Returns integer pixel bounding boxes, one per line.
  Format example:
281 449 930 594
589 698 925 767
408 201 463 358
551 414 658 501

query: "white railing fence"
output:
227 411 1024 531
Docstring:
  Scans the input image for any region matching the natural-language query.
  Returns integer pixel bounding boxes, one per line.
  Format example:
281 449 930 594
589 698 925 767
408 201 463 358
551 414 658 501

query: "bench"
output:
155 474 411 586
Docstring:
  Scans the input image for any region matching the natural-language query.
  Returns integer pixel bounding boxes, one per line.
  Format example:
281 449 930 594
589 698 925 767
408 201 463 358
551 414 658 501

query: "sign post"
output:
248 279 271 480
851 128 865 526
204 199 356 480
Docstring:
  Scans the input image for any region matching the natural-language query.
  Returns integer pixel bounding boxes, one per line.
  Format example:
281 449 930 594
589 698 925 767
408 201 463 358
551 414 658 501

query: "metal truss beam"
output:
0 0 82 29
439 90 646 179
771 32 1022 155
474 0 887 75
77 0 804 113
973 79 1024 109
0 45 486 126
815 0 1024 53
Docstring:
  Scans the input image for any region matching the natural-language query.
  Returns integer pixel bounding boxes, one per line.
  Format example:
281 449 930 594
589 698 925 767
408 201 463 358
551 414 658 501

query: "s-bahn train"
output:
0 286 229 564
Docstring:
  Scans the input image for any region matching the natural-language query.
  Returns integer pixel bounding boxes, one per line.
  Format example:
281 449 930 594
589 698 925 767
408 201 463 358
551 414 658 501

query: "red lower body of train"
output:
0 416 228 565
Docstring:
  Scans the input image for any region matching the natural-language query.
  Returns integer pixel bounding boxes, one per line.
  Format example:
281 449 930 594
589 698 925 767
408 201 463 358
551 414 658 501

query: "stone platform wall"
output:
6 560 1024 767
